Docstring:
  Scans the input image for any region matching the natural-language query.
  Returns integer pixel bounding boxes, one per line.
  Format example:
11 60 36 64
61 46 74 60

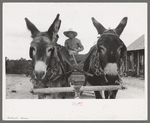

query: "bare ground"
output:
5 74 145 99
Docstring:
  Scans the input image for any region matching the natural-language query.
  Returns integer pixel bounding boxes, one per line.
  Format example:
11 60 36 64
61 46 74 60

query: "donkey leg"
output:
94 91 103 99
61 84 67 99
38 94 46 99
109 82 120 99
110 90 118 99
61 80 71 99
51 93 59 99
104 91 110 99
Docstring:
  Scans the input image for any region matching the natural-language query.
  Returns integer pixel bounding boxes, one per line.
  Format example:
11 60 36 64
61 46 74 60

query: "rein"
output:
90 49 123 84
89 49 108 83
29 29 122 87
29 43 93 87
46 45 74 81
89 29 123 83
58 50 93 77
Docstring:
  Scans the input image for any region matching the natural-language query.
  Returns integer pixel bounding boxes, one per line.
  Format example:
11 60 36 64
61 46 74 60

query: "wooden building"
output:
124 34 145 77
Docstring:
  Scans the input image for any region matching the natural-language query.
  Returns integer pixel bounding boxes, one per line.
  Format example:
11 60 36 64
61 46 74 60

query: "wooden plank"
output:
80 85 127 91
33 87 75 94
33 85 127 94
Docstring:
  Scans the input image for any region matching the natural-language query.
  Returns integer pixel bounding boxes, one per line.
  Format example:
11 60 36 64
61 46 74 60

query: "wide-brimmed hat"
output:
63 28 78 37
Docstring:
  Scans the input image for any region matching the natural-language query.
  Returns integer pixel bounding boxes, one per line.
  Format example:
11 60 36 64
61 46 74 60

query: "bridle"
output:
89 29 123 83
29 43 73 87
29 29 123 87
101 29 119 37
46 45 74 81
29 39 93 87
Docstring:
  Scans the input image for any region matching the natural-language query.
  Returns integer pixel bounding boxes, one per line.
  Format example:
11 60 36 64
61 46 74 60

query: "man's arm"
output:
64 40 69 50
75 39 84 52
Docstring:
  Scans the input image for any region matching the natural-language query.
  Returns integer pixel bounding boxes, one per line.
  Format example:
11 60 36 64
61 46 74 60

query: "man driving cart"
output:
64 28 84 65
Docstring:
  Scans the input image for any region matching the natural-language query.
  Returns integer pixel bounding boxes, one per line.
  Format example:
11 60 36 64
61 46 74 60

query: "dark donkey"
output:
83 17 128 99
25 14 72 99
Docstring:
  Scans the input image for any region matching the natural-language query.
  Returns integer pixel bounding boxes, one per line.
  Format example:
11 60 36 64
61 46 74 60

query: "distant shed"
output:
125 34 144 76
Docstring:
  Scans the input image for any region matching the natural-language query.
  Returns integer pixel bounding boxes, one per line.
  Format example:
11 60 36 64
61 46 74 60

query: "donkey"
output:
83 17 128 99
25 14 72 99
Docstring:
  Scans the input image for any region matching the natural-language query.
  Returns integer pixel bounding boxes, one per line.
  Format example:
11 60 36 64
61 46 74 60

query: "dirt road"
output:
5 74 145 99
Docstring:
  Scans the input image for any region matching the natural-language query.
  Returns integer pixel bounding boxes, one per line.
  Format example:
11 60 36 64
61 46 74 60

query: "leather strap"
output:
58 50 93 77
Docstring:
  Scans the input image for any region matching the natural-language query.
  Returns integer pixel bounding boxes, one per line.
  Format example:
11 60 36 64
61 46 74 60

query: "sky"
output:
3 2 147 60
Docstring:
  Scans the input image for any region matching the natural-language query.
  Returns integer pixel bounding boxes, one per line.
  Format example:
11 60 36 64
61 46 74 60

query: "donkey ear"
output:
91 17 106 35
115 17 128 36
25 18 40 38
47 14 61 41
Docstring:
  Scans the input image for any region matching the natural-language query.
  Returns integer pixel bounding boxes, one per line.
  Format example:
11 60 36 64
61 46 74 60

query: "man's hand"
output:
74 47 84 52
74 48 79 52
69 50 78 55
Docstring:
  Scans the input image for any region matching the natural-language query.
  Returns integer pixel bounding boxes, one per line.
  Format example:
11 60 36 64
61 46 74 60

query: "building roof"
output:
127 34 144 51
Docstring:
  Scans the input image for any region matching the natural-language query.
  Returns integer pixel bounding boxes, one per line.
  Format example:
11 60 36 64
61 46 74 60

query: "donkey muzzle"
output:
104 63 118 76
34 61 47 80
104 63 118 83
34 70 46 80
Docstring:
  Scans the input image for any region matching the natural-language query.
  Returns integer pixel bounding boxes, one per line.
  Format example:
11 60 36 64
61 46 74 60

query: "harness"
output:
101 29 119 37
88 29 124 84
58 49 93 77
29 43 93 87
29 29 123 87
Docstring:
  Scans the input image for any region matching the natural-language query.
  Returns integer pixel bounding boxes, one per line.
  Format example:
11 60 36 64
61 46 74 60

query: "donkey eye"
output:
30 46 35 50
99 47 104 51
118 49 121 54
32 47 35 51
99 46 106 53
29 46 36 58
48 48 53 52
